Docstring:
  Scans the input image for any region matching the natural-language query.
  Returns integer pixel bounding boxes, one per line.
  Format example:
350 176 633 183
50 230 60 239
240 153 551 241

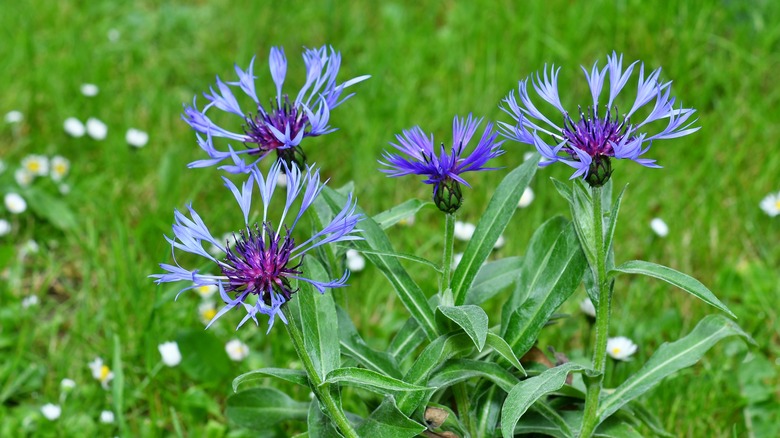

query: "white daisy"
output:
346 249 366 272
88 358 114 389
606 336 638 361
760 192 780 217
100 410 115 424
4 110 23 124
21 295 39 308
21 155 49 176
126 128 149 148
580 297 596 318
493 235 506 249
0 219 10 236
60 378 76 390
80 83 99 97
398 214 416 226
158 341 182 367
453 221 476 241
41 403 61 421
63 117 86 137
14 168 33 187
50 156 70 181
517 187 534 208
86 117 108 140
4 193 26 214
198 301 217 325
194 283 217 299
225 339 250 362
650 218 669 237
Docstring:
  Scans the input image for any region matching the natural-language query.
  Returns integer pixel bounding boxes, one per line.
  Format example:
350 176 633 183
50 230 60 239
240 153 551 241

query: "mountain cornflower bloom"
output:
182 46 369 173
380 114 505 213
152 161 363 332
500 52 699 186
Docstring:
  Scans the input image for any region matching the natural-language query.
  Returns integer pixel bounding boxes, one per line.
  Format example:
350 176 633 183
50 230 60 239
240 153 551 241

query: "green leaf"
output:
484 333 525 374
321 187 438 340
388 318 426 360
437 305 489 351
451 156 539 306
336 306 402 379
340 247 442 272
232 368 309 392
501 362 585 438
356 397 426 438
372 199 430 229
597 315 751 422
570 181 598 272
226 387 309 430
604 184 627 255
550 177 572 203
428 359 519 392
610 260 736 318
502 223 587 357
476 386 504 438
298 257 341 380
176 330 232 382
322 367 429 394
307 400 343 438
22 187 78 230
465 256 523 306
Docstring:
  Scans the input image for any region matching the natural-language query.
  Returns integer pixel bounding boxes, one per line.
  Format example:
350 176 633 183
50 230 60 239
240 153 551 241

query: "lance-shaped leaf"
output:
372 199 430 229
307 400 343 438
356 397 426 438
321 187 438 340
226 387 309 430
570 181 598 273
298 257 341 380
465 256 523 306
485 333 525 374
597 314 751 422
336 306 402 379
389 318 426 361
503 223 587 357
428 359 520 392
451 156 539 306
476 386 504 438
233 368 309 392
322 367 430 395
610 260 736 318
437 305 489 351
501 362 585 438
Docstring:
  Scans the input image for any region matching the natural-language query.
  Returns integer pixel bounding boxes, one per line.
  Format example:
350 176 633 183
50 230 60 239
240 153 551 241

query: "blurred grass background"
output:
1 0 778 436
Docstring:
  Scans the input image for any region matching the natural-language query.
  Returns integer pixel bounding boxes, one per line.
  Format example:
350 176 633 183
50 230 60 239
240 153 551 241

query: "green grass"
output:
1 0 779 436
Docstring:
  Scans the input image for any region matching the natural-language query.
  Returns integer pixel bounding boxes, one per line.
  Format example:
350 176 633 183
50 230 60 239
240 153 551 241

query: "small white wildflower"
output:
277 172 288 187
107 28 120 42
452 253 463 270
493 235 506 249
198 301 217 325
4 110 23 124
21 155 49 176
650 218 669 237
158 341 182 367
41 403 61 421
100 410 115 424
453 221 476 241
225 339 250 362
21 239 39 255
517 187 534 208
14 168 33 187
398 214 416 226
606 336 638 361
88 358 114 389
59 183 71 195
580 297 596 318
0 219 10 236
63 117 86 137
4 193 27 214
60 378 76 391
346 249 365 272
194 283 217 299
21 295 39 308
86 118 108 140
759 191 780 217
126 128 149 148
523 151 535 162
80 83 99 97
50 156 70 181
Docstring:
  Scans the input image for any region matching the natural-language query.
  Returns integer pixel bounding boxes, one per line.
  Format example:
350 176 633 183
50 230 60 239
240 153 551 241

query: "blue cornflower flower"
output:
183 46 370 173
500 52 699 186
151 162 363 331
379 114 504 213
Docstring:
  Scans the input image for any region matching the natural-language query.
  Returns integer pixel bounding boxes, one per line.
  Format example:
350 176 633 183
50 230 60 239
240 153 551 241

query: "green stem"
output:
441 213 455 293
580 186 611 438
283 306 359 438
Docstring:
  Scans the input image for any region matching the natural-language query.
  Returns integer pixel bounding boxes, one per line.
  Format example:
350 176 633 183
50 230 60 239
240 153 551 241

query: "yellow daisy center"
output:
99 365 111 381
201 308 217 321
611 347 621 355
26 162 40 172
775 200 780 210
54 164 67 175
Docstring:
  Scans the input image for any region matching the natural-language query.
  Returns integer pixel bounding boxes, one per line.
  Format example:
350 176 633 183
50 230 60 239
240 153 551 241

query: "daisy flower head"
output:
500 52 699 186
198 300 217 325
158 341 182 367
4 193 27 214
41 403 61 421
100 410 115 424
21 155 49 177
88 357 114 389
379 114 505 214
0 219 10 236
126 128 149 148
152 161 363 332
760 191 780 217
50 156 70 181
182 46 370 173
606 336 638 361
14 168 33 187
225 339 250 361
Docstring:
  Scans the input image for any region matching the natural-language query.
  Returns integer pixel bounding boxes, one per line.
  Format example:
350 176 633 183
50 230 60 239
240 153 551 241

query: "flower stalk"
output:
283 306 359 438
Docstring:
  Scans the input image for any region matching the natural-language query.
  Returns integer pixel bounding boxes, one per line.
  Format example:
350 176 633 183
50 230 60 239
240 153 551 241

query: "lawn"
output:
1 0 778 436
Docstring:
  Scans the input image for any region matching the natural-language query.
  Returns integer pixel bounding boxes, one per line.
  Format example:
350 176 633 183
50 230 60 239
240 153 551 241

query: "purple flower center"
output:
244 96 310 155
562 106 630 160
221 222 302 303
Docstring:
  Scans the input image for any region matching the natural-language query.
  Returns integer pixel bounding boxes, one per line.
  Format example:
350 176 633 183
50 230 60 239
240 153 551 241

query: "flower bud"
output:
434 179 463 214
585 156 613 187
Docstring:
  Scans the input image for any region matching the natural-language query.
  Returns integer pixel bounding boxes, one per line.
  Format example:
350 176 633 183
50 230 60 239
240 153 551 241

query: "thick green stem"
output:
441 213 456 293
580 186 611 438
283 306 359 438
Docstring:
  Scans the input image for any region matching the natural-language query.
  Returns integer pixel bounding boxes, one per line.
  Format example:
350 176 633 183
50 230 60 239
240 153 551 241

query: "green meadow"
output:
1 0 778 436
